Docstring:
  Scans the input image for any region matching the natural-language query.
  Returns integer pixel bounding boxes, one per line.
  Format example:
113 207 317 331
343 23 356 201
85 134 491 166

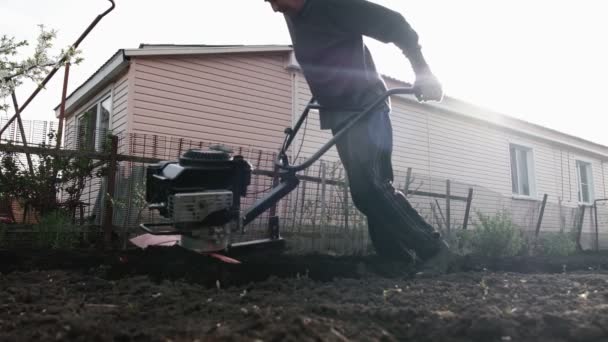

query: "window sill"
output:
511 195 540 202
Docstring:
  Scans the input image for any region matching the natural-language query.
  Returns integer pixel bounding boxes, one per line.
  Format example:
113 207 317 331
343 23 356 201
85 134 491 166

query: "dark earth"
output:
2 247 608 341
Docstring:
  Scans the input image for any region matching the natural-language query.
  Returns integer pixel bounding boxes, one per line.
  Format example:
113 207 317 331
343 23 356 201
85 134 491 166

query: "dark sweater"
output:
285 0 426 129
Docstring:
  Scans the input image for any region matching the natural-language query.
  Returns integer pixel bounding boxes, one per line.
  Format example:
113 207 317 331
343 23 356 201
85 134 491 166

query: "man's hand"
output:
413 73 443 102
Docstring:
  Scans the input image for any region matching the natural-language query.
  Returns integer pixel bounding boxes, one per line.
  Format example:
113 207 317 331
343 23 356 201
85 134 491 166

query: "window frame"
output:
75 94 112 151
509 143 537 199
575 159 595 205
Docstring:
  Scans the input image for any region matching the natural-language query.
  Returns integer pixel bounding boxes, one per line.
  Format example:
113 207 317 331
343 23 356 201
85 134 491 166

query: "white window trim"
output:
575 158 595 205
75 93 112 151
96 95 113 151
75 104 97 150
108 84 115 132
509 143 537 200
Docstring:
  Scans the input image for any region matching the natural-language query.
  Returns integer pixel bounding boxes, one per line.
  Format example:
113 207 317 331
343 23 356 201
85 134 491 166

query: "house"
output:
55 44 608 248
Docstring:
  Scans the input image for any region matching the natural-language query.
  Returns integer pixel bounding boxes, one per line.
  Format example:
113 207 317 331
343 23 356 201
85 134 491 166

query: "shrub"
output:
32 210 80 249
443 229 475 256
538 231 577 257
468 210 524 258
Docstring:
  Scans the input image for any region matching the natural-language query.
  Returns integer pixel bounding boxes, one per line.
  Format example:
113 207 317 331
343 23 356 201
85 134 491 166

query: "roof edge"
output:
124 45 293 57
54 49 129 115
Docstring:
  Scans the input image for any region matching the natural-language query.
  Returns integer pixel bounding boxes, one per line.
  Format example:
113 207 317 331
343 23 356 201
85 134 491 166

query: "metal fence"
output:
1 122 605 254
0 118 57 145
80 132 604 254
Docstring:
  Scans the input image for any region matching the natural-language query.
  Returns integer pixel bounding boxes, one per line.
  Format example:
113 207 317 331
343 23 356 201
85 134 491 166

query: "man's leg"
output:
332 109 441 261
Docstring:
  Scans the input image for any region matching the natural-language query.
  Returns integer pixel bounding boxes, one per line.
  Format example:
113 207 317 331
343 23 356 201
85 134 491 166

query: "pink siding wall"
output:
130 53 292 152
111 71 130 135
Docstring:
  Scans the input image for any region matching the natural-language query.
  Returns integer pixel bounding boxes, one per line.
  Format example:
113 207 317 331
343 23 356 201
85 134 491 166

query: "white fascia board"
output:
124 46 293 57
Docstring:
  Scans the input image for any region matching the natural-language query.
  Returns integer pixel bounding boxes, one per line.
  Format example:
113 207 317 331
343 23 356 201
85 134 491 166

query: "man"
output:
265 0 450 268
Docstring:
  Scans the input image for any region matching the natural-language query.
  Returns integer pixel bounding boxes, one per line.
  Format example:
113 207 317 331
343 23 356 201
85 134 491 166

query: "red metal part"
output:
209 253 241 264
55 62 71 149
129 234 180 248
128 234 241 264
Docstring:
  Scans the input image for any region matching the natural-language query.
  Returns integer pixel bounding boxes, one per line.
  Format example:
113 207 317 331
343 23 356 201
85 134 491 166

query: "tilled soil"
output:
2 248 608 342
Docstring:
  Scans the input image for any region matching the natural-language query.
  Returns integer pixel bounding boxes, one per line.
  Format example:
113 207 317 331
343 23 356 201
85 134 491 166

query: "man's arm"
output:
326 0 430 75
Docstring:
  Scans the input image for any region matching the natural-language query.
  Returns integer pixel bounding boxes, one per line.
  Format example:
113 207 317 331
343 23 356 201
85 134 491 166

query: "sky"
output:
1 0 607 146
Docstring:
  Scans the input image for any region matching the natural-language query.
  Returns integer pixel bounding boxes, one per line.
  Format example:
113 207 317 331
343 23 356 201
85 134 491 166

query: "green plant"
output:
469 210 524 258
0 132 98 218
2 25 86 217
109 172 148 248
444 229 475 256
32 210 79 249
538 231 577 257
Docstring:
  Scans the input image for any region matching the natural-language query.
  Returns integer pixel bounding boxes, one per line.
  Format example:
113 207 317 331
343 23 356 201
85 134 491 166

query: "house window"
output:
510 144 535 197
576 160 594 204
77 96 111 151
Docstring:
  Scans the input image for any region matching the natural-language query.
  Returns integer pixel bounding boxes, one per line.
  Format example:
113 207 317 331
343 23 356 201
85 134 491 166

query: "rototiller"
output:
132 88 417 259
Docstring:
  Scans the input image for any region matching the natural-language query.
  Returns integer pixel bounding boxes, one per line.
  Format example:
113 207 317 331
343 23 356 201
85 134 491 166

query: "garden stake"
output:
535 194 548 239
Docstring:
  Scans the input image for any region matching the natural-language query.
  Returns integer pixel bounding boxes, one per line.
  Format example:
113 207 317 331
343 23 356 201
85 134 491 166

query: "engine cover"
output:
168 191 233 223
145 149 252 228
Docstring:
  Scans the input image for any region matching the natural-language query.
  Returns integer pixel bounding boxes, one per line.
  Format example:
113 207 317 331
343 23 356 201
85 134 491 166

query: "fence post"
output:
178 138 183 157
434 199 446 230
327 163 337 251
446 180 451 234
103 135 118 248
122 163 134 250
311 162 322 233
576 205 586 251
558 197 565 231
535 194 549 240
268 153 280 239
297 167 308 232
463 188 474 230
404 167 412 195
268 153 279 217
594 200 600 251
343 172 349 232
152 135 158 158
320 161 327 248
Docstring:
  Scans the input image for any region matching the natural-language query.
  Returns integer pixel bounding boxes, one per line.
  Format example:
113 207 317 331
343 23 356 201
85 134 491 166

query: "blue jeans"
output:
332 109 441 260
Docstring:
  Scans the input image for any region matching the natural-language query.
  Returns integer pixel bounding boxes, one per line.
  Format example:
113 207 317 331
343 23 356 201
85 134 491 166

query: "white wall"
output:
291 72 608 235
